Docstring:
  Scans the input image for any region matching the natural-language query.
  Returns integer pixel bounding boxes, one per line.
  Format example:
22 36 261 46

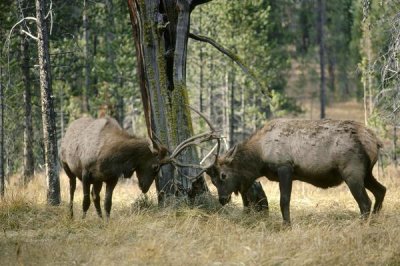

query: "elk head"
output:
136 138 169 193
207 145 242 205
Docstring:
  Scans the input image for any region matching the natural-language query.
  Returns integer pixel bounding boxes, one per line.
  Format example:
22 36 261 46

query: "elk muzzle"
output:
219 195 231 205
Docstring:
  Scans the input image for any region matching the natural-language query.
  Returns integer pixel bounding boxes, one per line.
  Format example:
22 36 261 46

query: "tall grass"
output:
1 168 399 265
1 101 399 265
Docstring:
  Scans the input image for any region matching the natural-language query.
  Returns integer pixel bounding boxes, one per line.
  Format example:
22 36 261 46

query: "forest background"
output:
1 1 400 265
0 0 398 184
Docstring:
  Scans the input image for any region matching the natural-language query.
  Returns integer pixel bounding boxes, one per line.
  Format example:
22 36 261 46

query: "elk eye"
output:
221 173 227 181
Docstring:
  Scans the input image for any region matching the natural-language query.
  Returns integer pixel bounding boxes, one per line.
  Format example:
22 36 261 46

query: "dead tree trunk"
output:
36 0 61 205
317 0 326 119
21 36 35 184
128 0 211 202
128 0 268 210
82 0 90 113
229 69 235 148
0 67 4 198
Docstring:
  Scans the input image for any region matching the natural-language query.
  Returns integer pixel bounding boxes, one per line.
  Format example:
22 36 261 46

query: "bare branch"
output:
189 32 270 97
21 30 38 41
6 17 37 44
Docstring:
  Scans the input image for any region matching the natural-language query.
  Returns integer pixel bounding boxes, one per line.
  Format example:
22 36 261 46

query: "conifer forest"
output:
0 1 399 265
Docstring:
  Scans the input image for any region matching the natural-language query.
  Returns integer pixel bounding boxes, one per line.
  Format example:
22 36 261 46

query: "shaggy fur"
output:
60 117 167 218
210 119 386 223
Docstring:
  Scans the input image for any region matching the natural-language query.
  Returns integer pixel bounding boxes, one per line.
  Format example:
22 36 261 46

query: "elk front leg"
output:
82 171 91 219
104 178 118 218
278 165 293 224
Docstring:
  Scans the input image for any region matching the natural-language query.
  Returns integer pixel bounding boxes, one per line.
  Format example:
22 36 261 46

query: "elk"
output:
209 119 386 224
60 110 219 219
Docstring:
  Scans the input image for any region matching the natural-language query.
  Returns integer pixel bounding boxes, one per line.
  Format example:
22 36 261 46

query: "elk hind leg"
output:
62 163 76 218
343 169 372 217
104 178 118 219
278 165 293 224
91 181 103 218
82 171 91 219
365 174 386 213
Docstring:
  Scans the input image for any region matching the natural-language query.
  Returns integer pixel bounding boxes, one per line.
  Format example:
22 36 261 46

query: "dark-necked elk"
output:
209 119 386 224
60 117 168 218
61 108 220 219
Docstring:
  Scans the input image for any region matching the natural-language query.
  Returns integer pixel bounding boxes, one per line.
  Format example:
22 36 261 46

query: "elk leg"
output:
240 190 250 213
364 174 386 213
277 165 293 224
104 178 118 218
69 176 76 218
91 181 103 218
82 171 91 219
344 178 371 217
62 163 76 218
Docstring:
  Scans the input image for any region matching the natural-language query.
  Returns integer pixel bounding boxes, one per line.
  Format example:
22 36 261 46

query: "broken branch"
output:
189 32 270 97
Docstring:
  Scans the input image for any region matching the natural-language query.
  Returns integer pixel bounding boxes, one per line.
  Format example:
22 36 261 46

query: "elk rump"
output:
60 117 167 218
210 119 386 223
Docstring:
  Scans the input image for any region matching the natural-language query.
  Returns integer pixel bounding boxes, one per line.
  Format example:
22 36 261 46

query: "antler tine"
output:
162 105 222 181
188 168 208 182
186 105 217 132
187 104 222 168
170 131 218 159
151 130 171 153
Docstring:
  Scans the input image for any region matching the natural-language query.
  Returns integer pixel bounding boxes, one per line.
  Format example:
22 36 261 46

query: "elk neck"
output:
230 141 264 185
102 129 153 168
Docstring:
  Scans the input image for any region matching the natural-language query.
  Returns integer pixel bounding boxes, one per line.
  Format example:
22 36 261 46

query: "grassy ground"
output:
1 166 399 266
1 101 399 265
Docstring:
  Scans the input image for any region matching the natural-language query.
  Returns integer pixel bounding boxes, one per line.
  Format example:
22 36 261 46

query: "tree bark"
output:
198 7 204 114
82 0 90 113
36 0 61 205
128 0 210 202
317 0 326 119
0 67 4 198
128 0 268 209
21 36 35 184
229 69 235 148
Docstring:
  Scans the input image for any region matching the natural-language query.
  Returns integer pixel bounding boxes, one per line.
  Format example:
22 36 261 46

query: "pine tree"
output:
36 0 60 205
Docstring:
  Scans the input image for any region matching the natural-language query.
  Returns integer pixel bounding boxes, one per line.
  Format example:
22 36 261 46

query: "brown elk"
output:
60 111 219 218
209 119 386 224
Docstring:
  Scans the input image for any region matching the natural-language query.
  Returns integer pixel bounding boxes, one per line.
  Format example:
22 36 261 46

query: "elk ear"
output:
224 145 238 164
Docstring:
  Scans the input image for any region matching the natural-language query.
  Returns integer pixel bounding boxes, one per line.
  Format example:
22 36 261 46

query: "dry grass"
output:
1 101 399 265
1 168 400 266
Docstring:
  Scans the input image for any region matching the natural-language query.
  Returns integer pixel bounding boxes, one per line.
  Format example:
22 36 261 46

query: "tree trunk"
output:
82 0 90 113
199 45 204 113
92 33 98 96
0 67 4 198
328 53 335 92
317 0 326 119
21 36 35 184
394 115 398 167
128 0 268 209
128 0 210 202
105 0 123 124
229 69 235 148
36 0 61 205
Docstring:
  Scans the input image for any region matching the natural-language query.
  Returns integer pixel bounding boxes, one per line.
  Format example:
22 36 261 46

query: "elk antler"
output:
160 105 221 181
186 105 221 162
